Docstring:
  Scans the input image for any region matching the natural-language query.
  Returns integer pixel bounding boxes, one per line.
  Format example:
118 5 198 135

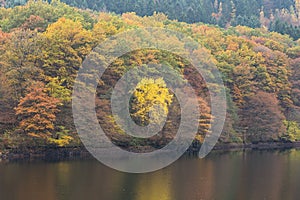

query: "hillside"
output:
0 1 300 150
2 0 300 40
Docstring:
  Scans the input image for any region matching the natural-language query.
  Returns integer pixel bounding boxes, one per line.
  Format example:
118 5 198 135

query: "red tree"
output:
240 91 286 142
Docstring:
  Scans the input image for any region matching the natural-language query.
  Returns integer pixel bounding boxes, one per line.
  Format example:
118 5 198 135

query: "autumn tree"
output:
290 58 300 107
283 120 300 141
1 29 44 102
39 17 94 89
240 91 286 142
15 82 60 140
46 77 72 103
0 1 299 147
130 78 173 127
20 15 47 32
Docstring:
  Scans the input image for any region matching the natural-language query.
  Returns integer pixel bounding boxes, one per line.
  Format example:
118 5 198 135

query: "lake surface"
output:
1 149 300 200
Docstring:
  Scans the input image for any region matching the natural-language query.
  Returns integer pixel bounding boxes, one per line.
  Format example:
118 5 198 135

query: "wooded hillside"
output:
0 1 300 150
2 0 300 39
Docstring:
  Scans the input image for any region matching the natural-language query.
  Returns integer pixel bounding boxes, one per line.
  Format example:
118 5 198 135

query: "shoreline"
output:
1 141 300 162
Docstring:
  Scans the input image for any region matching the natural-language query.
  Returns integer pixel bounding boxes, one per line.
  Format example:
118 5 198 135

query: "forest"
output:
0 0 300 151
2 0 300 40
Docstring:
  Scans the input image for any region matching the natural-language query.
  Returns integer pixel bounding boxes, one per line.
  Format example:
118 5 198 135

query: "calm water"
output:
1 149 300 200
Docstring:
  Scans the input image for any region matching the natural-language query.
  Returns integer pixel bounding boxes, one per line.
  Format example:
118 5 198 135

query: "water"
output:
1 149 300 200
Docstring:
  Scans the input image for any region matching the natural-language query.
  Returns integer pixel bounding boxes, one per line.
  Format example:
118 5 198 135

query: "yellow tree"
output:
40 17 94 89
130 78 173 126
1 29 44 102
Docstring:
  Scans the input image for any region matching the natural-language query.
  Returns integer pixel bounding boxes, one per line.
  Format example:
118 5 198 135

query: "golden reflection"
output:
134 171 172 200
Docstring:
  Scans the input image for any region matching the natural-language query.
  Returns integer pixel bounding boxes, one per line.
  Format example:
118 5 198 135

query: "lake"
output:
1 149 300 200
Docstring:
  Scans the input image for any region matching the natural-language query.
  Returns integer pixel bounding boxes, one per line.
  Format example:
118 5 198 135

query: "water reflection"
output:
1 149 300 200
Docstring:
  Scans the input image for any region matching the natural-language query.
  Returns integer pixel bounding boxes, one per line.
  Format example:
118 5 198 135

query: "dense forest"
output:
2 0 300 40
0 1 300 151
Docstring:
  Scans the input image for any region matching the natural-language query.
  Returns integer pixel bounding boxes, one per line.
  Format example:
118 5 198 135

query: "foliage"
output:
240 91 286 142
46 77 71 103
282 120 300 141
3 0 300 39
15 82 60 140
48 126 73 147
0 130 27 149
0 29 45 102
130 78 173 126
0 2 299 149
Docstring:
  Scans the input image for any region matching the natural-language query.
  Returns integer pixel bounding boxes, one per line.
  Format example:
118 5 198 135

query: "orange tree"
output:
15 82 60 142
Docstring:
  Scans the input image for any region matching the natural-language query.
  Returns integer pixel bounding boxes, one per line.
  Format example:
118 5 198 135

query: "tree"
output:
240 91 286 142
282 120 300 141
20 15 47 32
46 77 72 103
295 0 300 19
290 58 300 107
130 78 173 127
40 17 94 89
15 82 60 140
1 29 44 102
